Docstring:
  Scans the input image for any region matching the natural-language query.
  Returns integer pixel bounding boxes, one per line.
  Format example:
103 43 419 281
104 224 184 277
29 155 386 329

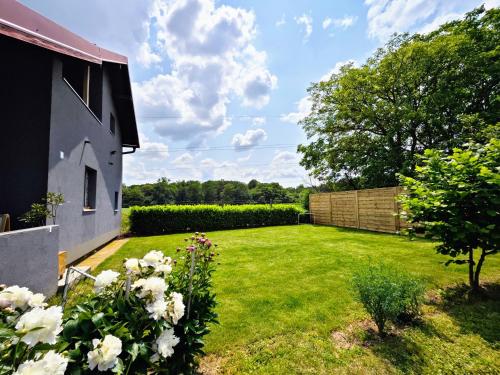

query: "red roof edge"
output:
0 0 127 65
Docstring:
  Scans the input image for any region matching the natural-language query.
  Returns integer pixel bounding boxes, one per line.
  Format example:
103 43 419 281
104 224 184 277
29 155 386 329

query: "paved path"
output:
76 238 129 270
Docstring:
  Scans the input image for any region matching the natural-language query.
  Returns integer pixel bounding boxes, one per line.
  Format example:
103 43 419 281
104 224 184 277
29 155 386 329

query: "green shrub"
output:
129 204 304 235
352 264 425 335
399 137 500 292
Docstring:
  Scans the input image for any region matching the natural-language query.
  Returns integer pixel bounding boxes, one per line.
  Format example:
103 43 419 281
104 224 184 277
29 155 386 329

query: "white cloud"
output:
133 133 170 160
484 0 500 9
280 96 312 124
295 13 313 42
136 42 162 68
281 60 357 124
267 151 305 180
275 14 286 27
251 117 266 127
172 152 194 165
231 128 267 150
133 0 277 142
364 0 484 41
322 17 332 29
323 15 357 30
237 152 252 162
333 15 358 29
319 59 357 82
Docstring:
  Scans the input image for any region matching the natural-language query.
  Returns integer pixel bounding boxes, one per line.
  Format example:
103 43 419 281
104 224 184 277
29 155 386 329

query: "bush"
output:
399 137 500 292
352 264 425 335
0 233 219 374
129 204 304 235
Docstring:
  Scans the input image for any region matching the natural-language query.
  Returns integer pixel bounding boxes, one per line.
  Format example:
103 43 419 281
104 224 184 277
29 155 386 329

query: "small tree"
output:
399 137 499 292
19 192 64 227
46 192 65 224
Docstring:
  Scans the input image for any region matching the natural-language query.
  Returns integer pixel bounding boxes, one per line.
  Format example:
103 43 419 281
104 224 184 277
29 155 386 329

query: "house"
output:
0 0 140 293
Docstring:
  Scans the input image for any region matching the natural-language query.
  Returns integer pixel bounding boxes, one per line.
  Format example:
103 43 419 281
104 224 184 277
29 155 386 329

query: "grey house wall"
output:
0 36 52 229
47 58 123 263
0 226 59 296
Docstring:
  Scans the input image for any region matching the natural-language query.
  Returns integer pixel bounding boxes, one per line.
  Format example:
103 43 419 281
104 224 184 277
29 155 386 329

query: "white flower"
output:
132 277 167 300
28 293 47 308
124 258 141 274
15 306 63 346
140 250 166 268
13 350 68 375
146 298 167 321
166 292 185 325
94 270 120 292
87 334 122 372
154 263 172 275
154 328 179 359
0 286 34 310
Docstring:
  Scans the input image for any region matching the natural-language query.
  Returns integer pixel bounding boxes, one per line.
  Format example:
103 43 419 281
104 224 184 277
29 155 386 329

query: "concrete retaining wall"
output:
0 225 59 296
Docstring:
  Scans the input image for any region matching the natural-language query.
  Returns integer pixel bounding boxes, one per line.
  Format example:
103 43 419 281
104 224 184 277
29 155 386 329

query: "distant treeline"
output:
122 178 315 207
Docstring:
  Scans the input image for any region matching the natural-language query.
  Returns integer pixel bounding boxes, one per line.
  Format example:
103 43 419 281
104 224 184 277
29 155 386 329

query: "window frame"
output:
83 166 97 210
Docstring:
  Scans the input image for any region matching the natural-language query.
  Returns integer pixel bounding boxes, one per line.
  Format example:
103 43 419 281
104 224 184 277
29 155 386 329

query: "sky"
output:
21 0 500 187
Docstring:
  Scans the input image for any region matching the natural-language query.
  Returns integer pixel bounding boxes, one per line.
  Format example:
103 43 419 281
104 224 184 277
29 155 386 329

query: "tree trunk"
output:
468 249 474 289
472 249 487 293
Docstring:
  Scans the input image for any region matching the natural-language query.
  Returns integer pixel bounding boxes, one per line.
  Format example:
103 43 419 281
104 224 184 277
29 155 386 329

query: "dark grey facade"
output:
0 35 139 263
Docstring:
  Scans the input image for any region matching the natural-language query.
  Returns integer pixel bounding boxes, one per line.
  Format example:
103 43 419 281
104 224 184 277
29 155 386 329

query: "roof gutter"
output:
122 145 137 155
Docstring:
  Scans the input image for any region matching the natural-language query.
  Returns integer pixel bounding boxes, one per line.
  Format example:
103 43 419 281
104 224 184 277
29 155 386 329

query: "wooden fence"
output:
309 186 407 233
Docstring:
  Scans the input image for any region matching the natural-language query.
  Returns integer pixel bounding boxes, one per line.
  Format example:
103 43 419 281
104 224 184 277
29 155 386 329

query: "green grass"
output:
75 225 500 373
121 207 131 233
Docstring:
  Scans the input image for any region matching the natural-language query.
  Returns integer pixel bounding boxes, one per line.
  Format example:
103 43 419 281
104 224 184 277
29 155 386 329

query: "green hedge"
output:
129 204 304 235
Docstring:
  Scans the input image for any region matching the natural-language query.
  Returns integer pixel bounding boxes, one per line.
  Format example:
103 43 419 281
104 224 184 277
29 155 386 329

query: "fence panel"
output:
310 187 404 233
309 193 331 225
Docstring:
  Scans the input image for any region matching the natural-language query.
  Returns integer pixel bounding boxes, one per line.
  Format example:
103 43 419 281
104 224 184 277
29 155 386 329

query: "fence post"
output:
329 193 333 225
355 190 360 229
393 187 400 233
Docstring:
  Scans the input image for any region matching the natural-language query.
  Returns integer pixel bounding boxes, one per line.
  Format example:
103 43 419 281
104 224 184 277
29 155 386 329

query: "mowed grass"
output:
91 225 500 374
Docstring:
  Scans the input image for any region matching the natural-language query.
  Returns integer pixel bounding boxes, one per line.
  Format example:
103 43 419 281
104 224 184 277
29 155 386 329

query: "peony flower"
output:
154 328 179 359
0 286 34 310
94 270 120 292
166 292 185 325
124 258 141 274
140 250 166 268
16 306 63 346
132 277 167 300
154 263 172 275
28 293 47 308
13 350 68 375
146 298 167 321
87 334 122 372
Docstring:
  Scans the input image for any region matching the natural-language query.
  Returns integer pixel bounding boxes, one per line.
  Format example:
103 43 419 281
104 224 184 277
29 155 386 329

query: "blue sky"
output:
21 0 499 186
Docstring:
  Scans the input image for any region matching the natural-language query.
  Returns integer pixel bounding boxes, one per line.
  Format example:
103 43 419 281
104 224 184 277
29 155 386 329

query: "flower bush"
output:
0 233 219 374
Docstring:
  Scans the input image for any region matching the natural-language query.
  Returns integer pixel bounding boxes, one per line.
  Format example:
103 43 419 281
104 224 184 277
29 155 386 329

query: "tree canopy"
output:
399 135 499 292
298 6 499 189
122 179 310 207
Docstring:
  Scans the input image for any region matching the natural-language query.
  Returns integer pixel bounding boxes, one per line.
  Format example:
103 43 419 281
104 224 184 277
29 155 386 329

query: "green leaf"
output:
63 320 79 340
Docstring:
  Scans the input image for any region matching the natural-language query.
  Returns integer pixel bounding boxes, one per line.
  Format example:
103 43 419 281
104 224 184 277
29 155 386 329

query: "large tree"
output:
298 7 499 189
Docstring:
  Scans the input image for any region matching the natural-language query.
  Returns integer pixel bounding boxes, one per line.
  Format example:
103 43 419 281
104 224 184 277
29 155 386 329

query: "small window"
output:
83 166 97 209
114 191 119 211
110 113 116 134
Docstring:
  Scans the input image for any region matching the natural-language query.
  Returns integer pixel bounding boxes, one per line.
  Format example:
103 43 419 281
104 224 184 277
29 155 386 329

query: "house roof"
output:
0 0 139 148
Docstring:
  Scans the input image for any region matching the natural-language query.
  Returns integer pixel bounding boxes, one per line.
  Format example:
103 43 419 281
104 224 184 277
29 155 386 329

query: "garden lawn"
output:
90 225 499 374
